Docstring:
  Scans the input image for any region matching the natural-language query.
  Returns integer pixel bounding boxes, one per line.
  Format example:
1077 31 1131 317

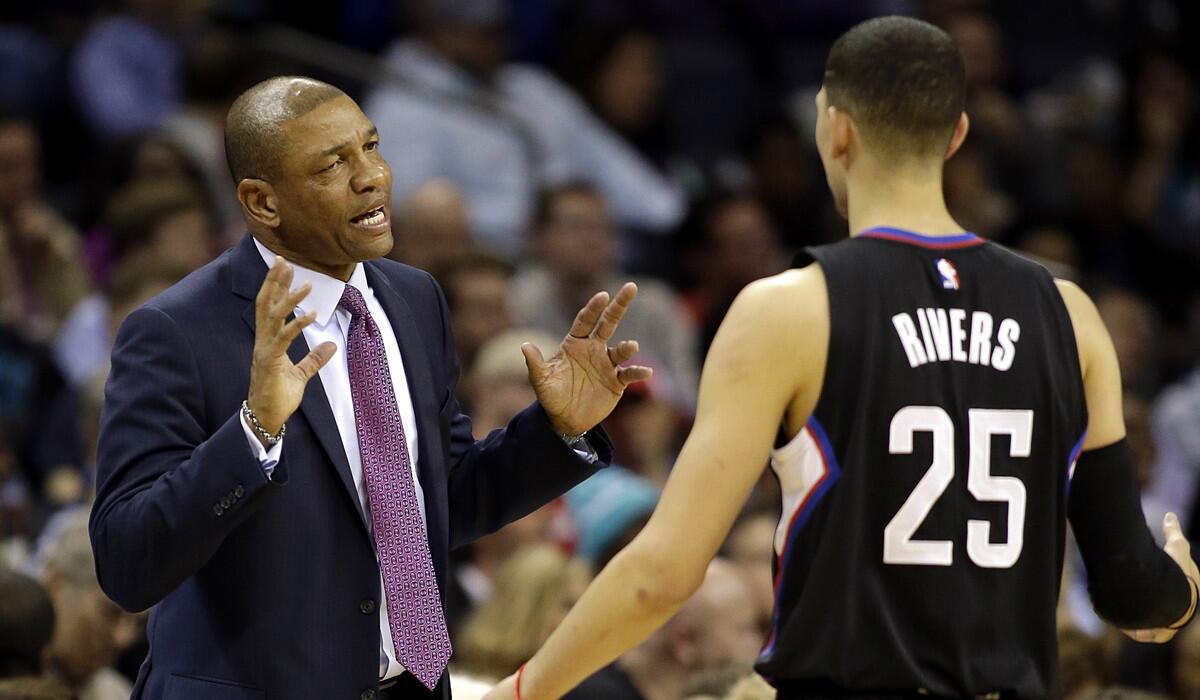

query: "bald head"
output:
224 76 346 184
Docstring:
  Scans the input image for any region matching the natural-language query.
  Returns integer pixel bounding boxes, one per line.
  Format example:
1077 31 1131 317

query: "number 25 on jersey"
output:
884 406 1033 568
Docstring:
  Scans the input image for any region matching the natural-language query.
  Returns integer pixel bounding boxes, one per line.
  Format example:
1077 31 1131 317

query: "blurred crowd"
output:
0 0 1199 698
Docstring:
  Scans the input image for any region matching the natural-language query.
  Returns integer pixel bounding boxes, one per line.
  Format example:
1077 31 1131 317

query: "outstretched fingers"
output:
616 364 653 386
608 339 639 366
566 291 610 339
593 282 638 342
521 342 549 382
295 341 338 381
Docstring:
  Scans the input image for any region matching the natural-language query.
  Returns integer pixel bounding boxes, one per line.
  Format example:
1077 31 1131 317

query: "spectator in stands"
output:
1095 287 1160 397
565 467 659 569
1058 626 1106 700
513 183 698 404
602 359 687 486
0 567 55 679
364 0 684 256
53 179 213 390
1174 620 1200 700
569 558 760 700
1148 326 1200 537
559 27 670 168
1123 52 1200 257
162 27 257 240
467 328 557 436
69 0 206 141
445 329 568 635
0 112 89 342
721 507 778 637
1014 223 1081 279
742 118 826 249
455 545 591 681
36 510 132 700
681 192 786 355
389 180 475 272
439 255 516 381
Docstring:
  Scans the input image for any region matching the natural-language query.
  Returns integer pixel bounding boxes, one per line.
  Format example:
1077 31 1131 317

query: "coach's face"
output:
270 96 394 277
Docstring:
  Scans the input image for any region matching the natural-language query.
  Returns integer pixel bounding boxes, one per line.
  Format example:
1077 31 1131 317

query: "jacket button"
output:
234 484 245 498
213 503 224 516
361 690 376 700
360 599 376 614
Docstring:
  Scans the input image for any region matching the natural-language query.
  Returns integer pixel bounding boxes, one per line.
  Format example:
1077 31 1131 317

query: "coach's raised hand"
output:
523 282 653 437
245 258 337 445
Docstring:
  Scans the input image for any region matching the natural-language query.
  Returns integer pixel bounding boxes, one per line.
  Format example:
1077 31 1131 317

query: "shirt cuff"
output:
562 433 599 465
240 411 283 478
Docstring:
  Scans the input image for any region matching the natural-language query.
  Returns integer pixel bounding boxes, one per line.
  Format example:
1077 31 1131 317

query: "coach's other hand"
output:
523 282 652 438
245 258 337 446
1121 512 1200 643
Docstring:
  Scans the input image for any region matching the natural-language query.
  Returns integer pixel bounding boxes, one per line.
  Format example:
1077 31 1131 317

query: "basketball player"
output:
483 16 1199 699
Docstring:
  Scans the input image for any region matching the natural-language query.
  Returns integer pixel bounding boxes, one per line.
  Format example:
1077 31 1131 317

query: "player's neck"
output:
846 163 963 239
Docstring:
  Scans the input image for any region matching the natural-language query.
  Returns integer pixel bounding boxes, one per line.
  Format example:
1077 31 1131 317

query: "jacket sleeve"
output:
89 305 286 612
421 274 613 549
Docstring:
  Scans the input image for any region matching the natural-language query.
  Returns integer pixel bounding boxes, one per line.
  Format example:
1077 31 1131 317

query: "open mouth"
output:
351 206 387 227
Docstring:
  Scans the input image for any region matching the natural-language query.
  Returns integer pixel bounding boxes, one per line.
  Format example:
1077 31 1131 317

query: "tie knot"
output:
339 284 370 318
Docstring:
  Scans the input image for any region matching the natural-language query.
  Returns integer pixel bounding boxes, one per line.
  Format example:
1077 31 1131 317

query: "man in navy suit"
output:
89 76 652 700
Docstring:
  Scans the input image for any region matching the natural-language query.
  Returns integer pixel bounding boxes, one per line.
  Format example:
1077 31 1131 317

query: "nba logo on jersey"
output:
935 258 960 290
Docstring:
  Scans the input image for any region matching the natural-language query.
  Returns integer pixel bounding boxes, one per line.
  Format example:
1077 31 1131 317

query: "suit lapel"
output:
231 235 368 531
286 335 368 527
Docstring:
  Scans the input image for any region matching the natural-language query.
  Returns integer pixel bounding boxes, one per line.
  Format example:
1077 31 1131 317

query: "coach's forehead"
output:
245 77 339 124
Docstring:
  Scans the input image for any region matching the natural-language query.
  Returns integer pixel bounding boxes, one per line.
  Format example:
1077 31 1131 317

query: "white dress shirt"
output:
241 239 423 680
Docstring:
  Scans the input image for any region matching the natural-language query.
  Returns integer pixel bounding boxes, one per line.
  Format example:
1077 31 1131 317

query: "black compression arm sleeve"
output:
1067 438 1194 629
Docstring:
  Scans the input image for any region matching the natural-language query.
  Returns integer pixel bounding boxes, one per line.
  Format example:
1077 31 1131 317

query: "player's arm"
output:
1057 280 1198 638
484 268 827 700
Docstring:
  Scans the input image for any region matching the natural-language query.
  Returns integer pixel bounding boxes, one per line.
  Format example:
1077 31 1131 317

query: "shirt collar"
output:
252 237 370 327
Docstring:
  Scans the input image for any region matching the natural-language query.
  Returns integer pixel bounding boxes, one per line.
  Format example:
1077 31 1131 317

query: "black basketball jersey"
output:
756 228 1088 699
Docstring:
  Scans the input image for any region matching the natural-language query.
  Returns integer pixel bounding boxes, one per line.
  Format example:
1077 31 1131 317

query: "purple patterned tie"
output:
339 284 451 690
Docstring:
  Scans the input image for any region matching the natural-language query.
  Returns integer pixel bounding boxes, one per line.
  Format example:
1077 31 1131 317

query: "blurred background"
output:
0 0 1198 698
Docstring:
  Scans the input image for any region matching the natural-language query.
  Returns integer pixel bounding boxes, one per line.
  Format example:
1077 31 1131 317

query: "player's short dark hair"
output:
223 76 347 185
824 16 967 158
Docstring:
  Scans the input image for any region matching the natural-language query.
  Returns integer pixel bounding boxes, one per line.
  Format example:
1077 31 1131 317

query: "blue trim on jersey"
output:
760 416 843 659
1065 430 1088 498
858 227 984 249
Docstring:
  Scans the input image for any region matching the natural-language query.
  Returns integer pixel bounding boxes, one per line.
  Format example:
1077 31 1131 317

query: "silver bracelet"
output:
241 400 286 447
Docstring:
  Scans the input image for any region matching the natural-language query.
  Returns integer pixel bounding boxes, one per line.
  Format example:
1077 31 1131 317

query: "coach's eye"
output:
320 158 342 173
364 140 379 152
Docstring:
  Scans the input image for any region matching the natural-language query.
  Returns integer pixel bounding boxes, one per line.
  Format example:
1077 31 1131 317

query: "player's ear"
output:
828 105 852 160
944 112 970 161
238 178 281 229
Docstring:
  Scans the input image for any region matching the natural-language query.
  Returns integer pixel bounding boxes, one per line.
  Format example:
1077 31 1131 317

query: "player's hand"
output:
480 673 517 700
246 258 337 443
1121 512 1199 643
523 282 652 437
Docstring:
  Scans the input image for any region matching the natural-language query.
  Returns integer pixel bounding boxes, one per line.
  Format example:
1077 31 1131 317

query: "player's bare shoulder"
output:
729 265 828 347
1053 278 1103 374
720 264 829 396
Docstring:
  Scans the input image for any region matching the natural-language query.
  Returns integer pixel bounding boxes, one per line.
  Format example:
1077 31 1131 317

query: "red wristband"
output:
515 662 527 700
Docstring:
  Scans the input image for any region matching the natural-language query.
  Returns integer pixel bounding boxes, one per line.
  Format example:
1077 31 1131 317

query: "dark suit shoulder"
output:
367 257 441 297
138 247 238 323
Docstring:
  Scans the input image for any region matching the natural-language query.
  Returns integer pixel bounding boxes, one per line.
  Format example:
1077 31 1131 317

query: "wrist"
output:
548 416 587 440
242 399 286 447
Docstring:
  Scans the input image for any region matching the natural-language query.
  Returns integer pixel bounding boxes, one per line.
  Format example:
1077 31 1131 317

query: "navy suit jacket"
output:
90 235 611 699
